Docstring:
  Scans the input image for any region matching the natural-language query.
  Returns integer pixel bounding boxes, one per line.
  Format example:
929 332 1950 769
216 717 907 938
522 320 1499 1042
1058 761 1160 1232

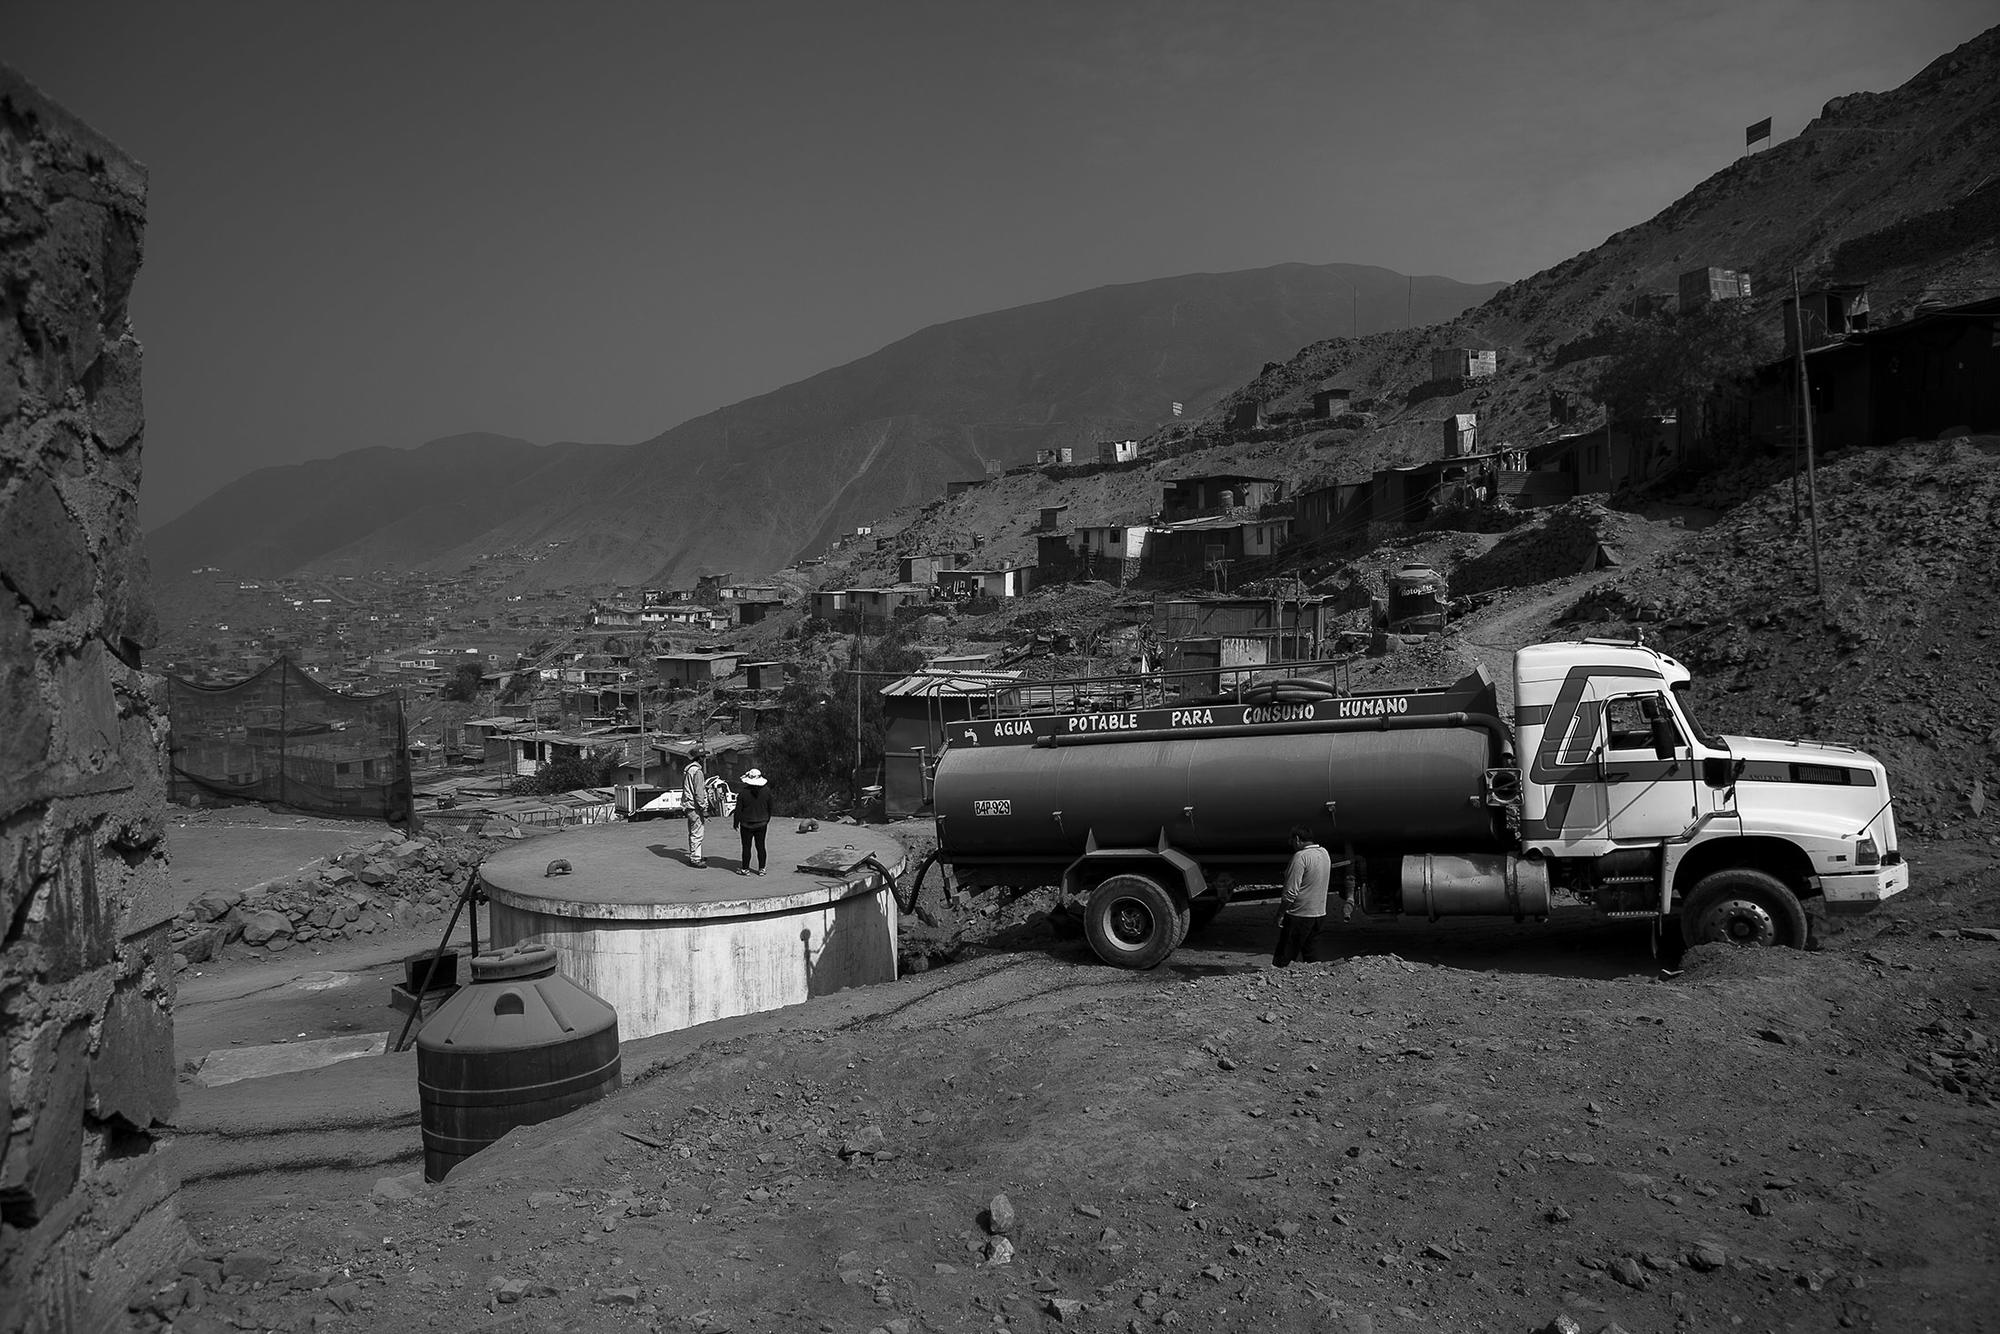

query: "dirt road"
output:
142 836 2000 1334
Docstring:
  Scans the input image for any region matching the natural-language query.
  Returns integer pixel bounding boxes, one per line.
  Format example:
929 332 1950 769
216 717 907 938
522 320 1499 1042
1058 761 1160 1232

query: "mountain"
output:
146 264 1502 587
1202 27 2000 469
145 433 624 580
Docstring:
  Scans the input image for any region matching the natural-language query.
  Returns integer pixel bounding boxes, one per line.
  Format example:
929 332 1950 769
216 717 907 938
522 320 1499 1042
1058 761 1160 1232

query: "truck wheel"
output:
1085 874 1184 969
1680 869 1808 949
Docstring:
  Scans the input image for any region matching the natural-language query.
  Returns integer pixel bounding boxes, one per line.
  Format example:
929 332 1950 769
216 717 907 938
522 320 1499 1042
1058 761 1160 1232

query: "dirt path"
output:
142 838 2000 1334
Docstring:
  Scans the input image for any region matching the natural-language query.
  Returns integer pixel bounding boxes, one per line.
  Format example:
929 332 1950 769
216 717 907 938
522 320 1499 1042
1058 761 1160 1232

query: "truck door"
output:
1598 692 1698 842
1542 687 1609 847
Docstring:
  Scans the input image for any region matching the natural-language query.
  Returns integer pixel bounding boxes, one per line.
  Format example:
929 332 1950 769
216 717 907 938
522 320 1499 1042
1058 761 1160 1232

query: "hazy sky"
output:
11 0 1992 526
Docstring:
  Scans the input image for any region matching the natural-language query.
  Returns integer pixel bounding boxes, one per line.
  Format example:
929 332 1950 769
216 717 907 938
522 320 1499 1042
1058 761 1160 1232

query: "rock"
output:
1962 927 2000 942
322 866 356 887
1609 1257 1646 1288
984 1236 1014 1265
1687 1240 1728 1271
1547 1204 1572 1223
986 1192 1016 1236
358 863 394 886
1046 1297 1084 1321
526 1190 570 1210
1748 1194 1772 1216
221 1251 277 1283
1217 1056 1239 1071
1075 1203 1102 1218
370 1172 424 1202
1540 1315 1583 1334
489 1276 557 1303
190 892 239 922
594 1287 643 1306
840 1125 886 1159
1757 1028 1789 1044
237 909 294 946
1422 1241 1452 1261
180 1258 224 1289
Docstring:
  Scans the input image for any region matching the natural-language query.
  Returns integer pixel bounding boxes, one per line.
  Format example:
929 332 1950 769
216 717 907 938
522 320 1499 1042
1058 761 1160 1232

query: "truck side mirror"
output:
1650 715 1679 761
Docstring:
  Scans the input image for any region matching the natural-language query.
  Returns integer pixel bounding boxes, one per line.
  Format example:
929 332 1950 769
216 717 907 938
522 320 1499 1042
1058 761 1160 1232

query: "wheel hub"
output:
1109 901 1154 944
1703 898 1777 946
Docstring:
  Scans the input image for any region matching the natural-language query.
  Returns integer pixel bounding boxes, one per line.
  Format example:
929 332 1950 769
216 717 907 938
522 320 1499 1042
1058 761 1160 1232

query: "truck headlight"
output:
1854 835 1880 867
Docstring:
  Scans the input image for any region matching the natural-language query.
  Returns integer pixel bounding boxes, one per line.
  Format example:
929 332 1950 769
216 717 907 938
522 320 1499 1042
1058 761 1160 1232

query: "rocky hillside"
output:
1566 434 2000 833
146 265 1499 590
1209 26 2000 483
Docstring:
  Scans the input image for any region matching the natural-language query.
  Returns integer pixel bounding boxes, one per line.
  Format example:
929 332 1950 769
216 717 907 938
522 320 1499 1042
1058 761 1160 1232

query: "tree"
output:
753 631 927 816
511 750 618 796
1590 301 1778 425
441 662 486 702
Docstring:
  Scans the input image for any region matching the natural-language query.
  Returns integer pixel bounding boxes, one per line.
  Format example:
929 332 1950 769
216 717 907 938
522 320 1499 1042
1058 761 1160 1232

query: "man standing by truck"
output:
1274 826 1332 967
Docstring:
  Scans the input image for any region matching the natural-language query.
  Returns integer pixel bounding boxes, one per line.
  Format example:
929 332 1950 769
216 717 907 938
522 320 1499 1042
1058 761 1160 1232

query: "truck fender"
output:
1060 833 1208 906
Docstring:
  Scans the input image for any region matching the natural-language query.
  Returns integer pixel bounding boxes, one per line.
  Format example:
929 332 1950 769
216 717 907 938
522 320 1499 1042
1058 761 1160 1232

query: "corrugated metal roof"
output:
879 669 1023 698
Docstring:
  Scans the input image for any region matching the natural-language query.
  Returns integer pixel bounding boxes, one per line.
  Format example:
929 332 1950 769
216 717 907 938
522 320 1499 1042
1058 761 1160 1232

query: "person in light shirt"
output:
1273 825 1332 967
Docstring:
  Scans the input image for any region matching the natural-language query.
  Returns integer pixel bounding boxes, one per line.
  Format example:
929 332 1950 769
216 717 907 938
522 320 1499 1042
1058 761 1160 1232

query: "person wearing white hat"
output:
733 768 774 875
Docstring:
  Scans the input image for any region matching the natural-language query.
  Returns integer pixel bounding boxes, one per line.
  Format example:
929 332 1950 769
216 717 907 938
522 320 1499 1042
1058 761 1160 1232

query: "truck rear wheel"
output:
1680 869 1808 949
1085 874 1184 969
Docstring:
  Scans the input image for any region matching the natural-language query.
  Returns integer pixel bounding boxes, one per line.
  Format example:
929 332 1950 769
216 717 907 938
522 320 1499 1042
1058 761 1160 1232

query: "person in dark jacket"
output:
733 768 774 875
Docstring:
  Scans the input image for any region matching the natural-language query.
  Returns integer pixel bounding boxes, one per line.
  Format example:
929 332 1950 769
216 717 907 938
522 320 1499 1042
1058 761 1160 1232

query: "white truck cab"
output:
1513 640 1907 943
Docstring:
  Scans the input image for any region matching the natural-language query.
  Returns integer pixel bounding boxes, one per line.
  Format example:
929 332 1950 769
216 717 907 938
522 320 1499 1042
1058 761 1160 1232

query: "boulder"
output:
237 909 294 946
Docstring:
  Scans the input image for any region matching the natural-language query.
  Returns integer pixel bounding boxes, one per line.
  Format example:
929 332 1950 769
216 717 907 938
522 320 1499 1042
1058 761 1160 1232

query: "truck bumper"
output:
1814 861 1910 915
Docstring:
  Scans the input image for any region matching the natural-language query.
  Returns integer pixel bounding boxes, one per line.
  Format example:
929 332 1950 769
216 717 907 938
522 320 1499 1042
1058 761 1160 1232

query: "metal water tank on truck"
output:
924 640 1908 968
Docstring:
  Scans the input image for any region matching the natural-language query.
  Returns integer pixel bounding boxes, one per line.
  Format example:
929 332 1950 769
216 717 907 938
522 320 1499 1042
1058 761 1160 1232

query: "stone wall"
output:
0 64 186 1332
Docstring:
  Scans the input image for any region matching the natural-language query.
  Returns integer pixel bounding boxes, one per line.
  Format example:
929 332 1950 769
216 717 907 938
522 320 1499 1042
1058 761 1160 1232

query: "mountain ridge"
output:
146 263 1503 587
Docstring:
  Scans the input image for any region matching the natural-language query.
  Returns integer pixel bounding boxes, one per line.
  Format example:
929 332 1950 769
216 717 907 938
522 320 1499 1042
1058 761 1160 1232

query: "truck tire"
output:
1680 869 1809 949
1085 874 1184 970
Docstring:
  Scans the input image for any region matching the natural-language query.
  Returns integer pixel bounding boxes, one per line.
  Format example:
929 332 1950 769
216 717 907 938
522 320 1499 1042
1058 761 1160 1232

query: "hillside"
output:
1203 27 2000 476
146 264 1500 590
145 433 623 580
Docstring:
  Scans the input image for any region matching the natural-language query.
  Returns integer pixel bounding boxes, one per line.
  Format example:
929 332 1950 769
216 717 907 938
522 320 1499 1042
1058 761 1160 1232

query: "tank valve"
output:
544 858 572 877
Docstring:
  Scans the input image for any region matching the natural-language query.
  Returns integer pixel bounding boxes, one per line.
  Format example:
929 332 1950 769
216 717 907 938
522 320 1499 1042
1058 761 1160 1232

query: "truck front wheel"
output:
1680 869 1808 948
1086 874 1185 969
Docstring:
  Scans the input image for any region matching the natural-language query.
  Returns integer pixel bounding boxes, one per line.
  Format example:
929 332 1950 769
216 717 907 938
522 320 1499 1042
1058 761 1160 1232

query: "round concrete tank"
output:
479 822 905 1041
416 944 621 1182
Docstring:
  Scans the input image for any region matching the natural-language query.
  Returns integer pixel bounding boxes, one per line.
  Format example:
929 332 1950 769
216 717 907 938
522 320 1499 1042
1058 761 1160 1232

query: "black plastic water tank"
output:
416 944 621 1182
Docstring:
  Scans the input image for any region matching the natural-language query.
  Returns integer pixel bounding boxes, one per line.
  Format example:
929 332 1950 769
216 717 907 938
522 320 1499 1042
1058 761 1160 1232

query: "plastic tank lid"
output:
470 944 559 982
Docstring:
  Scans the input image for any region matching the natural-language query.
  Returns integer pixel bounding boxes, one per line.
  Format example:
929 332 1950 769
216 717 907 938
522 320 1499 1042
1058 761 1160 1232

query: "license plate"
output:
973 799 1011 816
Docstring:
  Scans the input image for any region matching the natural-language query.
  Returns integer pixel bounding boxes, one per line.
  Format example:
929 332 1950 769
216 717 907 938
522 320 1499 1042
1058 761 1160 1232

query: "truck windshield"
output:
1671 682 1722 749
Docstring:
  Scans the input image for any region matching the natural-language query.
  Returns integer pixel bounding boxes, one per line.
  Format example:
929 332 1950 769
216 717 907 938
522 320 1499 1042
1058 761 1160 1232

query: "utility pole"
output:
1790 269 1826 600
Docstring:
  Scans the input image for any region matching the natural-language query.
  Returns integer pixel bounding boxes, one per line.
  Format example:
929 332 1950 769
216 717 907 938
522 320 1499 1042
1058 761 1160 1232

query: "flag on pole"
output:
1170 401 1183 417
1745 116 1772 147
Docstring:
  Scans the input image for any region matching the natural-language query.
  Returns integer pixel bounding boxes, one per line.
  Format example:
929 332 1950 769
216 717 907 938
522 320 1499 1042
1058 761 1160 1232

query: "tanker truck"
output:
926 640 1907 968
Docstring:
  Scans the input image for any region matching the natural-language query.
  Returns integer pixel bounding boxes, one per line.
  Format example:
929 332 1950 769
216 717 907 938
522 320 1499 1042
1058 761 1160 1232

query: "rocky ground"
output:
129 830 1999 1334
169 823 506 972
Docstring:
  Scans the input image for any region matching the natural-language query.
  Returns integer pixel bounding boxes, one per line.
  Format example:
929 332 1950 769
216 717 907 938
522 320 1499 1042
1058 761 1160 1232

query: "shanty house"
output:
1430 348 1497 381
1160 474 1282 522
876 670 1022 818
1291 480 1372 547
654 651 743 687
1097 439 1140 464
1679 266 1752 313
1312 385 1354 418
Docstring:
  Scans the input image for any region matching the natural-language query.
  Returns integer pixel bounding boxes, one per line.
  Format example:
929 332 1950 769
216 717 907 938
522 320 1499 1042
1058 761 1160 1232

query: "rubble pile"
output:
169 829 483 969
1562 435 2000 833
1453 498 1631 596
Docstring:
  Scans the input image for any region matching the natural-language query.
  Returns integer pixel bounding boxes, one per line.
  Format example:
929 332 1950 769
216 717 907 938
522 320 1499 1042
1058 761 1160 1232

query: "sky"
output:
10 0 1993 527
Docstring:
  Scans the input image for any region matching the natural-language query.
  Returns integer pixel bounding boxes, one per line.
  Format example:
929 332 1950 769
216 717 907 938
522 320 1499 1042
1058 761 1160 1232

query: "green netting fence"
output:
166 657 413 824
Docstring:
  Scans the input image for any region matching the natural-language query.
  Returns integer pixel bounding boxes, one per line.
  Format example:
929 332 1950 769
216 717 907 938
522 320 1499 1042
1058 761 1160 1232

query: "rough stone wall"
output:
0 64 186 1332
